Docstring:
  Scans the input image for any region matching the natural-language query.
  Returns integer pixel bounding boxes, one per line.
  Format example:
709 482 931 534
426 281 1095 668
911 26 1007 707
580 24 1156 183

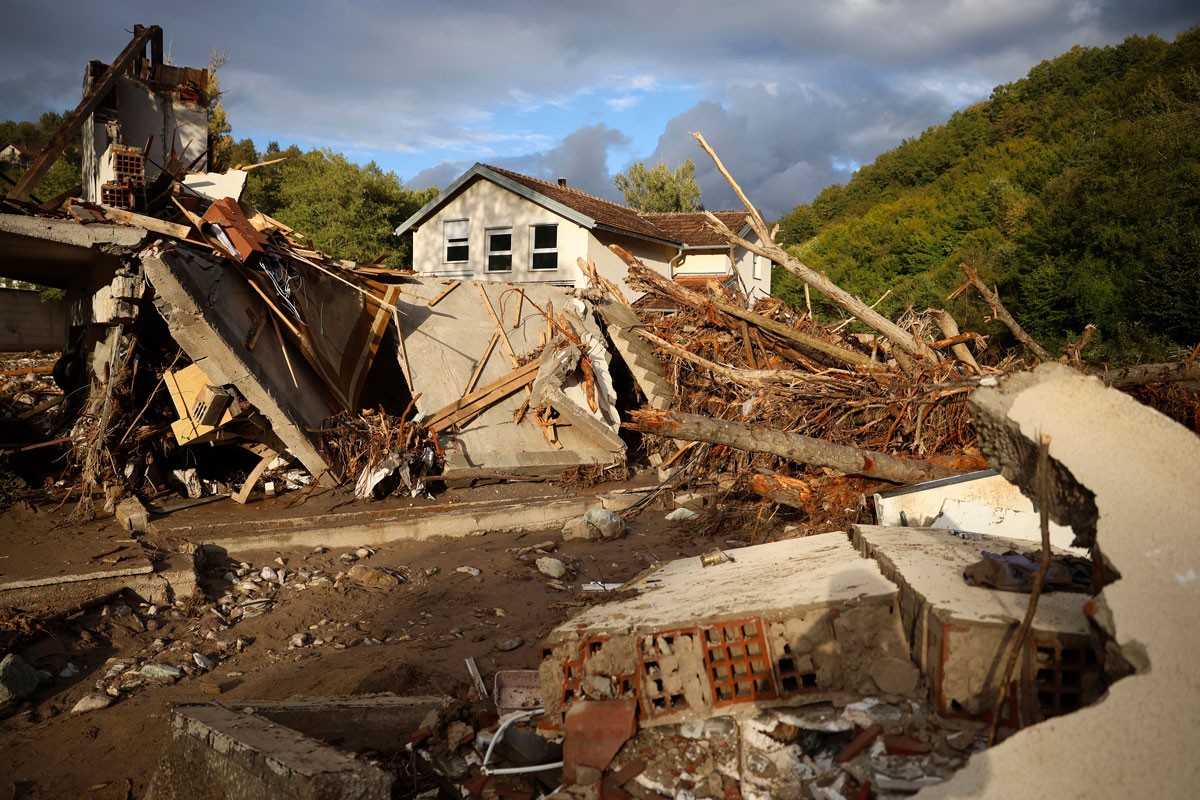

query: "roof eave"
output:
393 164 597 237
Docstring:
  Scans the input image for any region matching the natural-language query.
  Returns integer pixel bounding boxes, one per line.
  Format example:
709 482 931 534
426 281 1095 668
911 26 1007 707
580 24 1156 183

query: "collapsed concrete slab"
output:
539 532 912 729
391 279 625 478
920 364 1200 798
142 246 338 483
853 525 1099 725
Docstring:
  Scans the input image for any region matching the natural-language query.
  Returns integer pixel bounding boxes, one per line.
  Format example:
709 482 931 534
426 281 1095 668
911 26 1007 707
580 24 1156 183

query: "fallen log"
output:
626 409 961 485
1096 359 1200 388
746 470 813 508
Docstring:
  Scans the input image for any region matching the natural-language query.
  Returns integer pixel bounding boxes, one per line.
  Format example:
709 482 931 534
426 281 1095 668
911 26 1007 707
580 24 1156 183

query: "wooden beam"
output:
98 205 191 239
8 25 161 201
425 360 540 433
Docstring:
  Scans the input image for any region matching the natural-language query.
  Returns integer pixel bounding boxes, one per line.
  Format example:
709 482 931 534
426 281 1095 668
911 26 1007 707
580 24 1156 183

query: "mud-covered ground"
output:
0 481 821 799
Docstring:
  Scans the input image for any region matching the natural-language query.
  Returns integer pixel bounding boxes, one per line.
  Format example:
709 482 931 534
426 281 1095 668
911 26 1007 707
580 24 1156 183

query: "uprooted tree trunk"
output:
626 409 961 485
691 131 934 363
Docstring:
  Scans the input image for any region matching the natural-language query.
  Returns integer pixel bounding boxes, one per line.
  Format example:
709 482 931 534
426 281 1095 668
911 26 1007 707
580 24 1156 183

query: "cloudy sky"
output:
1 1 1195 217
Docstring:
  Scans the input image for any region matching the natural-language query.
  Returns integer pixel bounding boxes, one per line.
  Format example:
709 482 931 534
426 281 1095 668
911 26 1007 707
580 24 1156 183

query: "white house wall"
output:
411 180 589 285
587 234 677 302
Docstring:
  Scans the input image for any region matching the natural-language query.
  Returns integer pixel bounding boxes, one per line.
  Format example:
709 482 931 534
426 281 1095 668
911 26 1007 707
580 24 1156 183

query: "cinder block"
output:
539 533 910 729
852 525 1102 727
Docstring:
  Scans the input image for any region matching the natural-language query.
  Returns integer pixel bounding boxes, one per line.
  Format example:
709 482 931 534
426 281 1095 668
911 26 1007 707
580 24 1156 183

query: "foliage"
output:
614 159 702 212
773 29 1200 363
241 142 439 268
0 110 81 201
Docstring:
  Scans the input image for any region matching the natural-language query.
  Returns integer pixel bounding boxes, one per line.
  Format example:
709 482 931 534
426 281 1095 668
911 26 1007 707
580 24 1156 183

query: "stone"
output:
260 566 277 581
868 656 921 696
445 721 474 751
140 663 183 682
583 508 626 540
497 637 524 652
536 557 568 579
455 566 481 578
0 654 41 702
562 516 600 542
71 693 114 714
115 496 150 532
665 507 699 522
347 565 402 588
193 653 215 670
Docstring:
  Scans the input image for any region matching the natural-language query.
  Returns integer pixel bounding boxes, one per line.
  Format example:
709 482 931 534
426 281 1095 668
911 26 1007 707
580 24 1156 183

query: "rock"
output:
59 662 80 679
260 566 277 581
71 694 114 715
584 508 626 540
356 547 375 559
497 637 524 652
347 564 402 588
140 663 183 682
0 654 41 702
115 497 150 532
536 557 568 579
192 652 215 670
455 566 482 578
562 516 600 542
665 507 700 522
446 720 475 751
289 633 311 648
869 656 920 696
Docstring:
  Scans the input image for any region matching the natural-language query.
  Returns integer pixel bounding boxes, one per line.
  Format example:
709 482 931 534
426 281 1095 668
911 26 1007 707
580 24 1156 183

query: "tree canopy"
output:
772 28 1200 363
240 142 438 268
614 159 702 212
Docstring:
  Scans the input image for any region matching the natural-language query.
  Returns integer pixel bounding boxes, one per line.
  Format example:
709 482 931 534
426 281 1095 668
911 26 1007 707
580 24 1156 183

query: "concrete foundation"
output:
145 703 395 800
0 552 197 615
539 532 911 729
852 525 1099 725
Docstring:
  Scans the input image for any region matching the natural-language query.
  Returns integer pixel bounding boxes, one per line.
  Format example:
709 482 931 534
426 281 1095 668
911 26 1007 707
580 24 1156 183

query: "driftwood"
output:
958 263 1055 363
626 409 961 485
613 245 872 369
928 308 981 373
691 131 934 361
1096 359 1200 388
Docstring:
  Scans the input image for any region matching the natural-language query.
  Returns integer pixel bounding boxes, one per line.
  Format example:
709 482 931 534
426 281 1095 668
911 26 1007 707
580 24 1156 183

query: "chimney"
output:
557 177 567 188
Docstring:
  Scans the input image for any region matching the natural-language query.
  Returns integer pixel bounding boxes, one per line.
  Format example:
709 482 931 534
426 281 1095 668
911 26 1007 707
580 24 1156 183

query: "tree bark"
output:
1095 360 1200 388
959 263 1054 363
626 409 961 485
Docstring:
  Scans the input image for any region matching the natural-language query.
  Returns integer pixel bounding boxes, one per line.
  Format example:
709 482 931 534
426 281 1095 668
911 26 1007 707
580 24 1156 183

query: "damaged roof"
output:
394 163 752 248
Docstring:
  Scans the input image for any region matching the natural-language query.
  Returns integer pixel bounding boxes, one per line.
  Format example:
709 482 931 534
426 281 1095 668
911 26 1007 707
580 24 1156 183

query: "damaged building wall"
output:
410 179 591 286
141 247 340 484
0 288 67 351
920 364 1200 798
81 63 208 207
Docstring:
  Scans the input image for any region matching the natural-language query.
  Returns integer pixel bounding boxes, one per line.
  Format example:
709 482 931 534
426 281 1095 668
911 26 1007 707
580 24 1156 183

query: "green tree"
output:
242 148 438 267
613 159 702 212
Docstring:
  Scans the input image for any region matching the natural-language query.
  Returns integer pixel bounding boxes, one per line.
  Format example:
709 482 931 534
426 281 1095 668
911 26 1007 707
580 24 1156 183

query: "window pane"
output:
532 251 557 271
533 225 557 250
488 231 512 251
487 253 512 271
446 244 469 262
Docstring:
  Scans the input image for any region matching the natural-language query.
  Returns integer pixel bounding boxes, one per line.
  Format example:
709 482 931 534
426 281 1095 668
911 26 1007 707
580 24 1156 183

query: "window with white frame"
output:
444 219 469 263
530 224 558 270
486 227 513 272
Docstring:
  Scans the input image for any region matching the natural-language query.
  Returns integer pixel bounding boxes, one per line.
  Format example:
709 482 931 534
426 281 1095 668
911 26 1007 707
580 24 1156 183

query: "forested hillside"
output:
774 29 1200 363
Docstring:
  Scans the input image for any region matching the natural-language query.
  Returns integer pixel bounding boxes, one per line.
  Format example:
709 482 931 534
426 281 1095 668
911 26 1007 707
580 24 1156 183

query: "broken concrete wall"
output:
540 533 913 730
142 247 339 483
920 364 1200 798
146 703 393 800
